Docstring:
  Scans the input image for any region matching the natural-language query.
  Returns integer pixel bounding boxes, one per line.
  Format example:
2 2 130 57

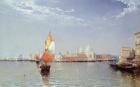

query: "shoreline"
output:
0 60 114 62
0 60 36 62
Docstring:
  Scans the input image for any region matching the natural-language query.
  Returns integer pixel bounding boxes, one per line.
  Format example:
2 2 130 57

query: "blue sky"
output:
0 0 140 58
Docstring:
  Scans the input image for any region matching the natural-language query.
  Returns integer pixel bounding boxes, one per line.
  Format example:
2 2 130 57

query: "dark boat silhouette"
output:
36 32 55 76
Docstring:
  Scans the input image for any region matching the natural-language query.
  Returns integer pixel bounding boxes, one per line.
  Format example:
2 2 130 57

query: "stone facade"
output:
135 32 140 61
119 47 135 63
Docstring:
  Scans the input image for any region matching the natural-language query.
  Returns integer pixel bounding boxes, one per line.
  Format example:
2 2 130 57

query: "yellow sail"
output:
45 32 53 51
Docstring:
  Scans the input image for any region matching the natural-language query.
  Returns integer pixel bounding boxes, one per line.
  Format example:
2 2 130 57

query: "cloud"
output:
5 0 75 19
50 7 75 14
3 0 88 29
4 0 125 30
116 0 140 18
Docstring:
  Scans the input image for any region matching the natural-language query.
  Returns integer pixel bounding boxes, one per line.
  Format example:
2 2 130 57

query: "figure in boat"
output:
36 32 55 75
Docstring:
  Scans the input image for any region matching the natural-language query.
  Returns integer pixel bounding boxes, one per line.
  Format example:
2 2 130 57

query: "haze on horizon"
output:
0 0 140 58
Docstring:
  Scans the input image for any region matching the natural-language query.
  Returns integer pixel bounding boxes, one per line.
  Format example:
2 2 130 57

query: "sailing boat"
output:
38 32 55 75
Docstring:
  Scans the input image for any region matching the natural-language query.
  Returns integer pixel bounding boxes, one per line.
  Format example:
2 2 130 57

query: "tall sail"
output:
45 32 53 51
41 32 55 63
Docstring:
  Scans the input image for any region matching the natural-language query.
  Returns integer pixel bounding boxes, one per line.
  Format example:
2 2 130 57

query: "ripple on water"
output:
41 62 140 87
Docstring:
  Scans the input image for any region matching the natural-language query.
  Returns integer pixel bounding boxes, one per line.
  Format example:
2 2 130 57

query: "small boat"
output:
109 60 118 68
110 62 135 73
110 63 118 68
40 64 50 76
117 63 135 71
36 32 55 76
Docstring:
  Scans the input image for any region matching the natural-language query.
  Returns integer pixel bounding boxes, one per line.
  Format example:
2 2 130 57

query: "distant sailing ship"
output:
36 32 55 75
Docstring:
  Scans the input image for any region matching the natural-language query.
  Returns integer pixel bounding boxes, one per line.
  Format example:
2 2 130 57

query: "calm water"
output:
0 62 140 87
0 61 43 87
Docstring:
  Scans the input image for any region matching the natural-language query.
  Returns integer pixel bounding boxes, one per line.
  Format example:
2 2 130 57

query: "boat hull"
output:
40 64 50 76
36 60 40 65
110 63 136 73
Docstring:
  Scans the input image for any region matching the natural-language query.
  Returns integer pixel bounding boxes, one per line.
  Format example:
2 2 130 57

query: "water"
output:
47 62 140 87
0 61 43 87
0 62 140 87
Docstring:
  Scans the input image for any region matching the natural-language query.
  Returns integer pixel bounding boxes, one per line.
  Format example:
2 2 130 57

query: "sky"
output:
0 0 140 58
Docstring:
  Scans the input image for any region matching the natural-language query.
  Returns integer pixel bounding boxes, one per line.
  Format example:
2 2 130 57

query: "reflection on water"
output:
42 62 140 87
42 75 50 87
0 61 140 87
119 72 140 87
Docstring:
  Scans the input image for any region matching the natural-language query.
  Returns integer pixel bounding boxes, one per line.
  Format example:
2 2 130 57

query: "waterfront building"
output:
77 46 96 61
119 47 135 64
134 32 140 64
61 46 96 62
55 55 62 61
96 54 113 61
83 46 95 57
134 31 140 61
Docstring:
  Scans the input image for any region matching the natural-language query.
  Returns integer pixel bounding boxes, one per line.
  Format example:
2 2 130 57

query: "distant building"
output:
119 47 135 63
55 55 62 61
134 31 140 61
77 46 96 60
61 46 96 62
96 54 113 61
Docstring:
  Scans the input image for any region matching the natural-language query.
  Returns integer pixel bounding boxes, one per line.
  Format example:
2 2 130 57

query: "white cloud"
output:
4 0 87 28
116 0 140 18
5 0 76 19
5 0 54 16
4 0 117 30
